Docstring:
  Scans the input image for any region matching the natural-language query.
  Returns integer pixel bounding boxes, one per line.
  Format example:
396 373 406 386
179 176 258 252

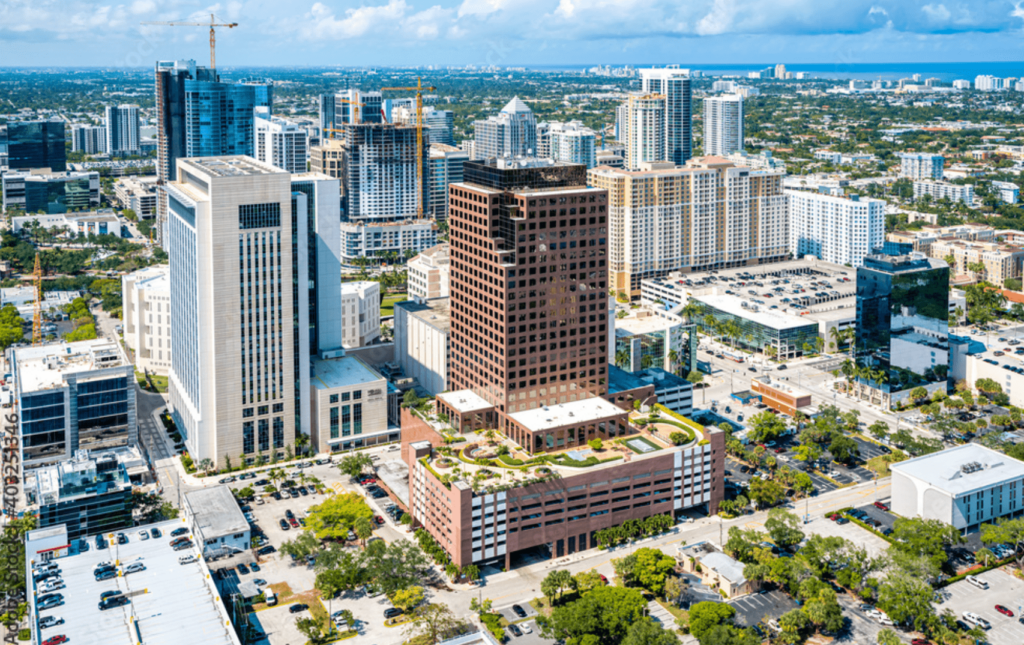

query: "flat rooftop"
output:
183 486 249 538
185 156 283 178
312 355 384 390
891 443 1024 496
437 389 494 414
616 311 678 336
508 396 625 433
15 339 126 393
396 297 451 331
696 294 817 331
25 519 241 645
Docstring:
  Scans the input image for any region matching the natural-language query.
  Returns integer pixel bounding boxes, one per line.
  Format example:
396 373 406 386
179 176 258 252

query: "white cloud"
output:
921 3 951 22
130 0 156 15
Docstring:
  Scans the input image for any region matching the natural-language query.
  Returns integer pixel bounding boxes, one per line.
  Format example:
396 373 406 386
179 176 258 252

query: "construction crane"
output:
381 78 437 220
141 13 238 69
32 253 42 346
322 97 364 140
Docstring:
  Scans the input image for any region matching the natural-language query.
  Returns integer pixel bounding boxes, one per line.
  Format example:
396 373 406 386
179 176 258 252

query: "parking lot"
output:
806 512 891 557
729 590 798 627
851 503 898 533
935 567 1024 645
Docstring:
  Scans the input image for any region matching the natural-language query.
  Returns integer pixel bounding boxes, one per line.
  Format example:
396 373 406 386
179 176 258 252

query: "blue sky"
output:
2 0 1024 67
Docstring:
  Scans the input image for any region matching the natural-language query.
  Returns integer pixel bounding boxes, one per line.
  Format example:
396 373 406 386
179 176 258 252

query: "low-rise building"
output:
182 486 250 558
690 294 819 360
122 265 171 375
614 306 697 375
930 239 1024 284
678 541 754 598
341 280 381 348
993 180 1020 204
12 339 137 469
891 443 1024 531
114 175 158 219
395 297 450 396
310 355 396 454
751 375 813 417
1 169 100 214
607 365 693 416
913 180 975 206
24 521 242 645
340 219 438 263
0 287 81 320
407 243 450 302
12 210 121 238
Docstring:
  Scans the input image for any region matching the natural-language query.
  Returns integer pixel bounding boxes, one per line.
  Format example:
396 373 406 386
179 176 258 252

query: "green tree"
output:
803 587 844 634
314 545 368 593
687 601 737 641
574 570 605 595
748 411 788 443
621 618 678 645
295 616 332 645
630 547 676 595
337 453 374 478
538 585 647 645
829 434 860 464
541 569 575 604
391 586 425 613
778 607 810 644
747 477 786 510
588 438 604 451
279 530 321 561
698 625 760 645
354 516 374 546
402 603 463 645
876 628 901 645
876 573 935 632
764 508 804 549
305 492 374 540
363 540 432 596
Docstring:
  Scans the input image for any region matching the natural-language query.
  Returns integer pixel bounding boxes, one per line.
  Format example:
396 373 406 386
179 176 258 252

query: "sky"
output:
2 0 1024 68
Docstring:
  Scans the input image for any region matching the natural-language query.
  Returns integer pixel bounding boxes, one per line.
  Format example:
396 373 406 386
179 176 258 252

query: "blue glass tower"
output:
7 121 66 171
184 81 256 158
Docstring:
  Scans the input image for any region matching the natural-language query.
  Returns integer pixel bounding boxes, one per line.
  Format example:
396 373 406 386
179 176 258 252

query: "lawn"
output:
380 292 407 317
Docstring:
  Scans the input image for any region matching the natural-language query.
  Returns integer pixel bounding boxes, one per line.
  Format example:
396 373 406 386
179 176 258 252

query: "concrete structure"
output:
1 169 100 214
614 306 691 373
310 355 395 454
27 449 132 540
608 365 693 416
589 157 788 297
913 180 975 206
679 542 753 598
122 265 171 376
11 211 121 238
993 180 1020 204
104 104 141 156
12 339 136 469
751 376 813 417
334 123 428 224
114 175 158 219
787 191 885 268
622 94 666 170
891 444 1024 531
0 287 81 320
407 243 450 301
182 486 250 558
395 297 450 395
167 157 343 468
341 280 381 348
472 97 537 160
254 110 308 174
428 144 468 222
24 520 242 645
639 66 692 165
900 153 944 180
931 239 1024 284
71 125 105 155
537 121 597 168
703 95 744 157
340 219 438 263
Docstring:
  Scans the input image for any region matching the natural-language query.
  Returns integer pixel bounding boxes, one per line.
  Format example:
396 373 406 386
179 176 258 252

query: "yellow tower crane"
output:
322 97 364 139
32 253 42 346
381 78 437 220
141 13 238 69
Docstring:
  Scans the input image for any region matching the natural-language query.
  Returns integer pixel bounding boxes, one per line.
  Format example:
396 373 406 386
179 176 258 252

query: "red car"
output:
43 637 68 645
874 501 889 511
911 640 932 645
996 605 1013 617
829 514 840 521
773 447 784 454
374 515 385 525
288 517 299 528
599 574 609 584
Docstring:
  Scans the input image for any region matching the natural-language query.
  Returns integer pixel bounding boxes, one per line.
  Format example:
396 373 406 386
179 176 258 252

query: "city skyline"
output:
3 1 1024 67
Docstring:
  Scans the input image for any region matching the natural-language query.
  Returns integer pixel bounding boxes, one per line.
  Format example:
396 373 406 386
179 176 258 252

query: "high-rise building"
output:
589 158 788 297
774 64 787 79
166 157 342 468
334 89 384 126
952 79 971 90
240 77 274 111
899 153 944 180
6 121 66 171
424 109 455 146
472 97 537 160
12 339 137 469
787 191 885 267
975 75 1002 91
427 143 468 222
623 94 666 170
537 121 597 168
255 109 309 174
336 123 428 223
639 67 692 165
104 105 141 156
702 95 744 157
319 92 338 139
855 254 949 408
71 125 106 155
122 265 171 376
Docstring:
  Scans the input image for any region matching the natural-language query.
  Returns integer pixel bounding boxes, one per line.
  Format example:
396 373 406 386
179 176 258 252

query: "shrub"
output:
669 431 687 445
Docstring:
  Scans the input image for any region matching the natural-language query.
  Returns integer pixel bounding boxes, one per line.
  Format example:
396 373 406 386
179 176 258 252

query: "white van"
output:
966 575 988 590
178 554 196 565
264 589 277 606
963 612 991 629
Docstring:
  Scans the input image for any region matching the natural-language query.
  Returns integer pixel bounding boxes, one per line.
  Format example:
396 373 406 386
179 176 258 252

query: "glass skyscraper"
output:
7 121 66 171
855 254 949 408
184 80 256 158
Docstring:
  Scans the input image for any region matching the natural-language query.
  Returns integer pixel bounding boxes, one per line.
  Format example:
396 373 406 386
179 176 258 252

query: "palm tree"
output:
953 305 963 333
640 354 654 369
668 349 679 374
681 302 701 323
615 349 631 370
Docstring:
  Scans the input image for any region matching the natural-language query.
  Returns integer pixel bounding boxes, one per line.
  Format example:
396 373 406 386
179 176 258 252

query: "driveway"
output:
728 590 798 627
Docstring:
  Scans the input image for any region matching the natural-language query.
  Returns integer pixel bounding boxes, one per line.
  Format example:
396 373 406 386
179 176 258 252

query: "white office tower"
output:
703 95 744 157
104 104 141 156
900 153 944 180
72 125 106 154
975 75 1001 91
952 80 971 90
167 157 342 468
615 103 629 142
640 66 692 165
712 80 737 93
122 265 171 375
774 64 787 79
787 191 884 267
537 121 597 168
255 109 309 174
472 97 537 159
623 94 666 170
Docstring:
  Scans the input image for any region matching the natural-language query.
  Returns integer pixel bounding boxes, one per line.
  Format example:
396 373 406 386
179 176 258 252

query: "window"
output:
273 403 284 413
353 403 362 435
342 392 351 402
330 407 339 439
330 394 339 404
239 203 281 229
342 405 352 436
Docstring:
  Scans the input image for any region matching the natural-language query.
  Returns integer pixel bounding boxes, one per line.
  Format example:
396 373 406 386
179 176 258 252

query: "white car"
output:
520 622 533 634
138 530 149 541
124 563 146 575
39 579 64 592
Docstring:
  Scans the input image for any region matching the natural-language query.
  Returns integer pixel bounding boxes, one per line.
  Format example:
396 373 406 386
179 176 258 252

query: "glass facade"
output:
856 255 949 399
7 121 66 171
692 300 818 358
184 80 255 158
21 391 66 462
77 376 131 452
36 457 131 541
22 176 93 214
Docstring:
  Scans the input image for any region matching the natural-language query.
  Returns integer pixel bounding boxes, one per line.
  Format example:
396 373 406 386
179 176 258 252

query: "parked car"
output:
512 604 528 618
384 608 403 619
996 605 1014 617
42 636 68 645
150 527 162 539
124 563 146 575
95 569 117 581
289 604 308 614
257 545 277 556
99 595 130 611
171 528 189 537
508 624 522 637
873 501 889 511
39 616 64 629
